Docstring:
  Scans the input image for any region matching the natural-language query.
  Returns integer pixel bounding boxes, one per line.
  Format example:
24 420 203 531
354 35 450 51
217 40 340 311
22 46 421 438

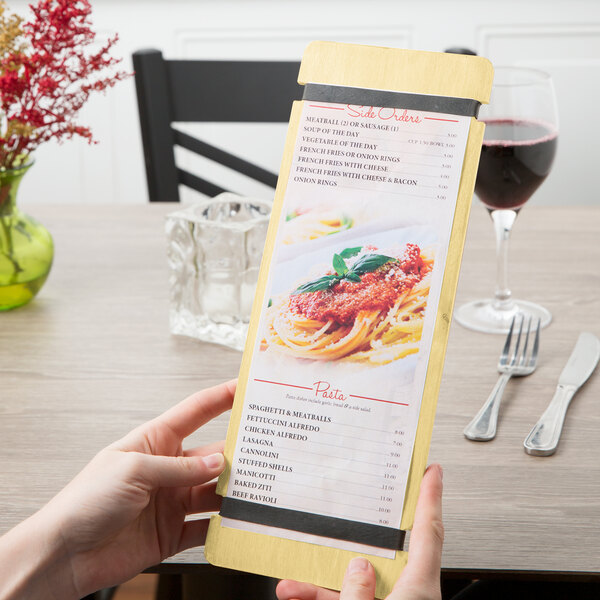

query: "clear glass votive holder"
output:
165 193 271 351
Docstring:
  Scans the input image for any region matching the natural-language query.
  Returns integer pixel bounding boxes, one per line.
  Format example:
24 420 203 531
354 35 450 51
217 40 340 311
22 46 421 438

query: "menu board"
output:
219 101 470 558
205 41 493 599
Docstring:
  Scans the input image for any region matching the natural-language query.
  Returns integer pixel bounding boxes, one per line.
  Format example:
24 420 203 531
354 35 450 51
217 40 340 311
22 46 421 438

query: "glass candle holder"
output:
166 193 271 350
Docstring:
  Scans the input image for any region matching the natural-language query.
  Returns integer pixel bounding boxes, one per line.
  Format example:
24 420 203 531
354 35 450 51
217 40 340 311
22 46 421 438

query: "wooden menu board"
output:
205 41 493 598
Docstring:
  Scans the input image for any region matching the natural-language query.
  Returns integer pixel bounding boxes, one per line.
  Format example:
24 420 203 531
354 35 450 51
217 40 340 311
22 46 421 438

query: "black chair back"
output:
132 49 302 202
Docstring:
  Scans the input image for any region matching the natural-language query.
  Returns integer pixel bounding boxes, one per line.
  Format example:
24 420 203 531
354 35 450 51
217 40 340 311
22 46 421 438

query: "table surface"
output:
1 203 599 579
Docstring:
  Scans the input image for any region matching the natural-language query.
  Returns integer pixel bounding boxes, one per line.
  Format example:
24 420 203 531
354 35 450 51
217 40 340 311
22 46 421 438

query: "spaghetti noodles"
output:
263 243 434 365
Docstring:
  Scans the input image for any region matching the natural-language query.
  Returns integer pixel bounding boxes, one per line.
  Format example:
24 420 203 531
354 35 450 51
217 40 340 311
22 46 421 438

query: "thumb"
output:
391 464 443 599
136 452 225 488
340 558 376 600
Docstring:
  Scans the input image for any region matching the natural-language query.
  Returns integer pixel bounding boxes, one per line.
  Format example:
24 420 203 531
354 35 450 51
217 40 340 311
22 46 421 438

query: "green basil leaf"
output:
343 272 362 283
292 275 338 295
332 253 348 276
340 215 354 229
339 246 362 259
351 253 397 275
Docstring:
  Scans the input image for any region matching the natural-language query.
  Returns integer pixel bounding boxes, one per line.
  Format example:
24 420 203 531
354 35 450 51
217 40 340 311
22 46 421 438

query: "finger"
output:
339 558 376 600
184 439 225 458
276 579 340 600
393 464 443 596
154 380 236 441
183 481 223 515
137 451 225 489
176 517 211 554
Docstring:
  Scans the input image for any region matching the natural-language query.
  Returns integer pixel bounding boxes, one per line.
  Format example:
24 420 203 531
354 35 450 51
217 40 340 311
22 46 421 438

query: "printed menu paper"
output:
219 101 470 556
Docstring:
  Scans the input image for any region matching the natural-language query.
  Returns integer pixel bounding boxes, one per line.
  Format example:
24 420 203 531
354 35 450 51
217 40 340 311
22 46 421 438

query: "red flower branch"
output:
0 0 129 169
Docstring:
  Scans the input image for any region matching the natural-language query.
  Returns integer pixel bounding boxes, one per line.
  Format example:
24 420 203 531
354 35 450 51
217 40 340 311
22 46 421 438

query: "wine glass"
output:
454 66 558 334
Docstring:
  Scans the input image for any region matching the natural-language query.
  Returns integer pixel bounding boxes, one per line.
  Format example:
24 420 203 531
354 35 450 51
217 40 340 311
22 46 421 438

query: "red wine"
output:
475 119 558 211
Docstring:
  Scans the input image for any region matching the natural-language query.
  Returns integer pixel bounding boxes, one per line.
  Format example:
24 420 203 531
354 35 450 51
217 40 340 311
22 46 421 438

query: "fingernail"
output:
203 452 225 469
426 463 443 480
348 557 369 573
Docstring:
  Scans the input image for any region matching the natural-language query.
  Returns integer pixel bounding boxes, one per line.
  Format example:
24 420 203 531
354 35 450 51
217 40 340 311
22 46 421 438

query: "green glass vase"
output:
0 163 54 310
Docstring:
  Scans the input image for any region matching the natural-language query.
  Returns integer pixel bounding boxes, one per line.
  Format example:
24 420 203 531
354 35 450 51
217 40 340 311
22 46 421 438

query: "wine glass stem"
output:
491 209 517 312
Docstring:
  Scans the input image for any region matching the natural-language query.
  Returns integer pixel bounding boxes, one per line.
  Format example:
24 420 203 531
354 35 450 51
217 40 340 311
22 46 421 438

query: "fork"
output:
464 315 540 441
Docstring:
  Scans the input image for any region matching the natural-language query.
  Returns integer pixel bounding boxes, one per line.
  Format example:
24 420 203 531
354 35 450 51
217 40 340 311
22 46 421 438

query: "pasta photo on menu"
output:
280 198 394 246
261 231 435 367
282 207 355 245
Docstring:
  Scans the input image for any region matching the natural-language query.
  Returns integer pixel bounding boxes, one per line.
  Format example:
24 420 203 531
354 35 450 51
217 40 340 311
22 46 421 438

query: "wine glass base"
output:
454 299 552 334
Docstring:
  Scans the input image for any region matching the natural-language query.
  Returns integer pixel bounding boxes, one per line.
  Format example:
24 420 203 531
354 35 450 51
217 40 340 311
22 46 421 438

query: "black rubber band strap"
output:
303 83 480 118
220 497 406 550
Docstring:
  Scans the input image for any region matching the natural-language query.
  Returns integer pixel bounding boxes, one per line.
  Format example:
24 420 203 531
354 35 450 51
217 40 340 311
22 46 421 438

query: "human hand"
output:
40 381 234 598
276 463 444 600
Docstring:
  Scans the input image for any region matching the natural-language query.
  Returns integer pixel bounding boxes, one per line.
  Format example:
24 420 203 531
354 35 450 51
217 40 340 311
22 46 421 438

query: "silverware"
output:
524 332 600 456
464 315 540 442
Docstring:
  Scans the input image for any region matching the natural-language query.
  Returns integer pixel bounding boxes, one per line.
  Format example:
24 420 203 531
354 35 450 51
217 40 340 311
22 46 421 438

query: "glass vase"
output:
0 163 54 310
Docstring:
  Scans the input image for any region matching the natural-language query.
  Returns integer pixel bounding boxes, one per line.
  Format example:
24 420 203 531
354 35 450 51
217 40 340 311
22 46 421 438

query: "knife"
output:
524 332 600 456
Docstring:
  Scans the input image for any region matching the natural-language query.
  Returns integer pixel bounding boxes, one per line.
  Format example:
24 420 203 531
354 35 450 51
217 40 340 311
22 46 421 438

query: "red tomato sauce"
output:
288 244 426 325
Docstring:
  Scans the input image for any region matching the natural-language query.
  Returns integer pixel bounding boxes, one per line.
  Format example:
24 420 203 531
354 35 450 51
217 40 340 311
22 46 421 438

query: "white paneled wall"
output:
10 0 600 206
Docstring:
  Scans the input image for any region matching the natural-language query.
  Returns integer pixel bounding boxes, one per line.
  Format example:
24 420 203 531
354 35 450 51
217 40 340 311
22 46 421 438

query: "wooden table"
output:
1 203 599 580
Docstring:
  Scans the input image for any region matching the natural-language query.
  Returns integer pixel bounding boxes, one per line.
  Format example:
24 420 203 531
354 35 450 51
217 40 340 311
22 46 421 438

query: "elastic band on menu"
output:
220 497 406 551
303 83 480 118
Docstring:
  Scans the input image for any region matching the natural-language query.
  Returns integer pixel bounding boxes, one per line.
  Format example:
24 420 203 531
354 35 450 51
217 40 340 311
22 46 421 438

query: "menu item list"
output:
295 106 460 201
